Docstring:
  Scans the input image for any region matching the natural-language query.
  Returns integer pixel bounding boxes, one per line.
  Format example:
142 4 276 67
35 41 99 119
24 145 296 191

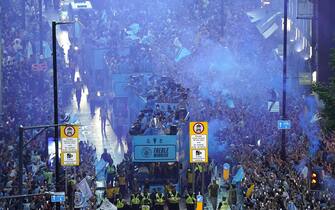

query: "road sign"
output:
51 192 65 203
61 125 80 166
190 122 208 163
278 120 291 129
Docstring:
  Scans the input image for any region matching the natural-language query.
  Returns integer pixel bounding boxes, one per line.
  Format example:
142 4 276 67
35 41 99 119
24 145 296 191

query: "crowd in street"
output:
1 0 335 209
0 1 96 209
183 51 335 210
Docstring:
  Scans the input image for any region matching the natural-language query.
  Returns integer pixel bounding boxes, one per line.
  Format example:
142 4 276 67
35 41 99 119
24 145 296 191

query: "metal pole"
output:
18 126 24 210
65 168 68 208
0 193 48 200
39 0 43 56
52 21 61 209
201 164 205 195
178 128 182 193
312 0 318 81
0 20 3 124
281 0 288 160
192 164 195 193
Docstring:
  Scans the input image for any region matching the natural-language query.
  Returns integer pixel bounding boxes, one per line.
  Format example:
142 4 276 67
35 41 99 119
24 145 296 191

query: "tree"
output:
312 44 335 134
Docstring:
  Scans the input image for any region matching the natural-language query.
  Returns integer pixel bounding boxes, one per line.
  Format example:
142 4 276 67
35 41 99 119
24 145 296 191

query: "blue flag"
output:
95 159 107 181
175 47 191 62
127 23 140 35
43 41 52 59
226 99 235 109
232 167 245 184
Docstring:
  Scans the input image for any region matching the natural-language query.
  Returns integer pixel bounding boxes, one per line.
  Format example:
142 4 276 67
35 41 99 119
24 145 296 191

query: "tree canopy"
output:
312 43 335 134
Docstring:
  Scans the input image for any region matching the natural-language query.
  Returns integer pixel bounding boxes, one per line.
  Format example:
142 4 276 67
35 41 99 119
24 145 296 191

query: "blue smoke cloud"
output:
299 96 321 157
208 119 228 156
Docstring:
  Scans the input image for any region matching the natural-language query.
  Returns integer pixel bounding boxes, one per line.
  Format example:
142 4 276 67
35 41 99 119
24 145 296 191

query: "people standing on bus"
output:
154 191 165 210
208 179 219 210
218 197 230 210
141 191 152 210
130 192 141 210
185 191 196 210
74 78 84 111
167 188 180 210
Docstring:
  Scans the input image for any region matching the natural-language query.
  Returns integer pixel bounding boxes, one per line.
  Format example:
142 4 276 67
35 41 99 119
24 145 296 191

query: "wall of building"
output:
317 0 335 83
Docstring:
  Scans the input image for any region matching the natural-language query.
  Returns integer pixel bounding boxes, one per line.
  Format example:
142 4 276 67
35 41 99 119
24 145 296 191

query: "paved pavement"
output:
65 85 127 165
53 8 127 165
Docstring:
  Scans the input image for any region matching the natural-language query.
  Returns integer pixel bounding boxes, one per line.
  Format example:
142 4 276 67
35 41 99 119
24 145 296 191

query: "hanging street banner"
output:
60 125 80 166
190 122 208 163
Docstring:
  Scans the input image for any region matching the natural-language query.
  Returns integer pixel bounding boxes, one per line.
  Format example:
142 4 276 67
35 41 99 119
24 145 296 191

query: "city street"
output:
1 0 335 209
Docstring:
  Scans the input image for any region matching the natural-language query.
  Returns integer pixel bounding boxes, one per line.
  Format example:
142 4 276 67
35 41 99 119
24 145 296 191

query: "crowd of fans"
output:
183 51 335 209
0 1 97 209
1 0 335 209
236 143 335 209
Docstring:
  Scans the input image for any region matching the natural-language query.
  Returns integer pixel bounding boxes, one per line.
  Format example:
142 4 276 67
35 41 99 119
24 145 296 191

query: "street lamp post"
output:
281 0 288 160
52 21 74 209
52 21 60 200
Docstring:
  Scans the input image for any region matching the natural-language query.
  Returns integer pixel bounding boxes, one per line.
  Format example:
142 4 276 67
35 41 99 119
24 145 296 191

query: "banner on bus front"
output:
132 135 177 162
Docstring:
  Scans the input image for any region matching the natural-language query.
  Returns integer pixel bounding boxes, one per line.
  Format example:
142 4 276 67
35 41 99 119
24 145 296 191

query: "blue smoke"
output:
299 96 321 158
208 119 228 155
324 176 335 200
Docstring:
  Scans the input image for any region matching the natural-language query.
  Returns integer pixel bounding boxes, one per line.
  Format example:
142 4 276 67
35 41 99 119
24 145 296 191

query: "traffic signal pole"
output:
17 124 66 210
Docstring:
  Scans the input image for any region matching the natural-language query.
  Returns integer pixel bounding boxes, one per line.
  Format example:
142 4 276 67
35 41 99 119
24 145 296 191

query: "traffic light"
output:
310 169 322 191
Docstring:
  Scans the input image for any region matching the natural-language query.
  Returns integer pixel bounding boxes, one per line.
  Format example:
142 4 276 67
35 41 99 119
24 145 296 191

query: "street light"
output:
281 0 288 160
52 21 74 209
